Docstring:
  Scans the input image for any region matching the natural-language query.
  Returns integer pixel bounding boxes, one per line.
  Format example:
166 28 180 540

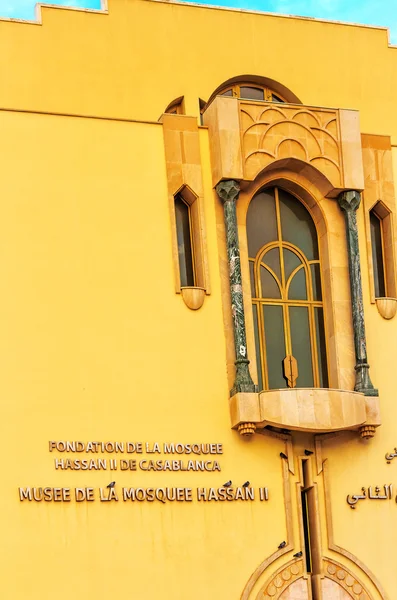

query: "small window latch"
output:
283 354 298 388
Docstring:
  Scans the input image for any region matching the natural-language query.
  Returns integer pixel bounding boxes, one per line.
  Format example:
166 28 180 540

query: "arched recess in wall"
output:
241 556 378 599
204 75 301 110
234 161 356 393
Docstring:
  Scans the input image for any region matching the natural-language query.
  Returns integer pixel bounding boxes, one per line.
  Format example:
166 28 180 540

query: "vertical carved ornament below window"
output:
247 187 328 391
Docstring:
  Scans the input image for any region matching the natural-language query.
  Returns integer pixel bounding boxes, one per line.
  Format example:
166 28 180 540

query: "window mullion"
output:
308 303 320 387
257 300 269 391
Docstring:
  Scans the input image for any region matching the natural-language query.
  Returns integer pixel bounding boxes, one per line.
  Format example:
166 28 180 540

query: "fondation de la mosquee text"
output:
50 440 223 471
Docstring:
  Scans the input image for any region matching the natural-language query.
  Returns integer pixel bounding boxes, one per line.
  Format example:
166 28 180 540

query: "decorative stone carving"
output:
237 422 256 437
240 103 342 186
323 559 372 599
258 559 306 599
360 425 376 439
203 97 364 194
215 180 257 397
337 191 378 399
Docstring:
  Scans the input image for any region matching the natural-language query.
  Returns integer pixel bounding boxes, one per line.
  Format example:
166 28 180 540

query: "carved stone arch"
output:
322 558 373 599
241 557 376 600
240 156 337 199
253 558 309 599
236 166 356 393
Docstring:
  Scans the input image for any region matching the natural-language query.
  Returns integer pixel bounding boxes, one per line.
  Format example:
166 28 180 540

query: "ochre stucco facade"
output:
1 1 397 599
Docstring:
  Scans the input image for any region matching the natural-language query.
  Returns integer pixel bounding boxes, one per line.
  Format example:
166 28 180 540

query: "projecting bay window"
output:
247 187 329 391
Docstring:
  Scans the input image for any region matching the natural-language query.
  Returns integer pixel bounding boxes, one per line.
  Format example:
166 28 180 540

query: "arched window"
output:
175 193 195 287
219 83 286 103
164 96 185 115
370 209 386 297
366 200 396 302
247 187 328 391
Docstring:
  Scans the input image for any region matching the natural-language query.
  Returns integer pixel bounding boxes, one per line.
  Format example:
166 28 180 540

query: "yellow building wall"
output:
0 109 288 599
1 1 397 599
0 0 396 137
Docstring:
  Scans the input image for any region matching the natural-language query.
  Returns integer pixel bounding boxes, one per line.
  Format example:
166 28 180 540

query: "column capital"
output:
338 190 361 212
215 179 240 204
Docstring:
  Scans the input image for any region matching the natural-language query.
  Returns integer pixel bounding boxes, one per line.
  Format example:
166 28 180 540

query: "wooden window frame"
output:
164 96 185 115
219 83 288 103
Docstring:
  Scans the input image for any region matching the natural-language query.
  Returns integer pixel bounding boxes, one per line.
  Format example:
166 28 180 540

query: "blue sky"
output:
0 0 396 44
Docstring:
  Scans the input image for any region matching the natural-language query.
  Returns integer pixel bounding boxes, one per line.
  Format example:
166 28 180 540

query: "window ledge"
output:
229 388 381 435
375 297 397 319
181 286 206 310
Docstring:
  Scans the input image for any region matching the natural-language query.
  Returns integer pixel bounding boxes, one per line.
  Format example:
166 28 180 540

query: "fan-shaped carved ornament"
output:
258 559 307 599
322 559 372 599
240 102 342 185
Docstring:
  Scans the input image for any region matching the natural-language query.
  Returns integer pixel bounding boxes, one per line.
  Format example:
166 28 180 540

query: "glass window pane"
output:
175 195 194 287
249 261 256 297
370 211 386 297
221 89 233 97
288 267 307 300
314 307 328 388
262 247 281 281
263 305 287 389
289 306 314 387
246 190 277 258
272 94 284 103
310 263 322 301
278 188 318 260
283 248 302 281
260 266 281 299
240 86 264 101
252 304 263 391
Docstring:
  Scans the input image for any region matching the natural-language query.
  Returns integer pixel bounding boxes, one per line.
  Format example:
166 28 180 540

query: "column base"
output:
230 358 257 396
354 363 378 396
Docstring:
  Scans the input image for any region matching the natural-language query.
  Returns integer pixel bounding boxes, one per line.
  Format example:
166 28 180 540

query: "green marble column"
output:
216 179 257 396
338 190 378 396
